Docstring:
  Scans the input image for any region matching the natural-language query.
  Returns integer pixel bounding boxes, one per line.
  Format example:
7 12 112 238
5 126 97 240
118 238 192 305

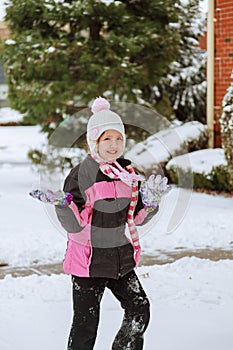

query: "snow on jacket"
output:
56 155 158 279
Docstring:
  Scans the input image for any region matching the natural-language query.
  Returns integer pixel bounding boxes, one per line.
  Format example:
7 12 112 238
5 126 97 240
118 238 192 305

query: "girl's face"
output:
97 129 124 162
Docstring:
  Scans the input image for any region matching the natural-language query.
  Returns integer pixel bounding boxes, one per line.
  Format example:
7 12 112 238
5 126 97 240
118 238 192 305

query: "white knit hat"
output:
87 97 126 157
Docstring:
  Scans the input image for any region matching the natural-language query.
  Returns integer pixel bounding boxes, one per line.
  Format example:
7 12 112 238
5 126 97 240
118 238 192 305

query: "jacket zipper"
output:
117 247 121 278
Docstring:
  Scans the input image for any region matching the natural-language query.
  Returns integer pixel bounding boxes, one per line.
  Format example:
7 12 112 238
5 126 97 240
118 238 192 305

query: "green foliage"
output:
157 0 207 122
219 70 233 188
167 164 233 192
1 0 181 137
184 127 208 153
211 165 233 192
27 149 42 165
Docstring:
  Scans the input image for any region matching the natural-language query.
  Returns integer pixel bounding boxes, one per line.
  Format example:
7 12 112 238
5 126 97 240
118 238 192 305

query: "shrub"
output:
166 148 233 192
219 70 233 188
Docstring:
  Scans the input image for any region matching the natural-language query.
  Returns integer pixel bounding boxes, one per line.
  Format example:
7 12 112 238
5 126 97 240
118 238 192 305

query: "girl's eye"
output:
101 136 122 141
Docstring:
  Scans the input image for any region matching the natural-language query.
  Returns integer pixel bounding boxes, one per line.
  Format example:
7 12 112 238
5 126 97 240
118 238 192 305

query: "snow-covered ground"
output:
0 107 233 350
1 258 233 350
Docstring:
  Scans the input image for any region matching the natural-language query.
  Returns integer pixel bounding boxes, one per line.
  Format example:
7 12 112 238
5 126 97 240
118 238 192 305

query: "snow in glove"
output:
29 189 73 207
139 174 171 212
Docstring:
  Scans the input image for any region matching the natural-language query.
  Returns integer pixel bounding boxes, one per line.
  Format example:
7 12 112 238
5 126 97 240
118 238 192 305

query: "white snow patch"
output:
0 258 233 350
166 148 227 175
0 107 24 123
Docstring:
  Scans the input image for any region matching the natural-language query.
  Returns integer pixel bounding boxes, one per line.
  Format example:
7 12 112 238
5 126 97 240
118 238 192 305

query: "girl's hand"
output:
139 174 171 212
29 189 73 207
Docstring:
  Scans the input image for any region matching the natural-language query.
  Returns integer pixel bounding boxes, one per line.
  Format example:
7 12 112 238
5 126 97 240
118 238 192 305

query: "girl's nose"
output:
109 140 117 148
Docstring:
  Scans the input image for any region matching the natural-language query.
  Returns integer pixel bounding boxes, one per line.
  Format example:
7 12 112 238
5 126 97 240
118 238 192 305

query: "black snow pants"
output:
67 269 150 350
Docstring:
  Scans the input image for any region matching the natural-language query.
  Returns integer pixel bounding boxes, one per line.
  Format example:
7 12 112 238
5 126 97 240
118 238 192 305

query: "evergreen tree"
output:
156 0 207 122
219 70 233 189
2 0 181 136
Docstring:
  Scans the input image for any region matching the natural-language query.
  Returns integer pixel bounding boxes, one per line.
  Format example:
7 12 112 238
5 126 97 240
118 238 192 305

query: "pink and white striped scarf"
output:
92 156 143 265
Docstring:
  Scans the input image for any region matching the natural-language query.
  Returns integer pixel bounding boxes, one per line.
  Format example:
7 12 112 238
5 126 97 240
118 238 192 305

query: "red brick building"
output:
213 0 233 147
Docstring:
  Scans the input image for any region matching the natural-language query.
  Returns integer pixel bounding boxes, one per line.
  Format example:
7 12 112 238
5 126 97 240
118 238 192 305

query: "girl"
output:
31 97 170 350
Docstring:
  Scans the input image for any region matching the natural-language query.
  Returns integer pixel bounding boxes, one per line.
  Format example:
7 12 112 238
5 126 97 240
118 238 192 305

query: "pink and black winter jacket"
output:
56 155 158 279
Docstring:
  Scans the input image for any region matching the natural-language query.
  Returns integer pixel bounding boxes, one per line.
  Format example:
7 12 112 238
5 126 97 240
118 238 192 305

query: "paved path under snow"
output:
1 248 232 279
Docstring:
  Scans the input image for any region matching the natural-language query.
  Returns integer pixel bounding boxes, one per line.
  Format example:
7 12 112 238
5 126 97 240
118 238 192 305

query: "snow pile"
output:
166 148 227 175
0 107 24 124
125 121 208 172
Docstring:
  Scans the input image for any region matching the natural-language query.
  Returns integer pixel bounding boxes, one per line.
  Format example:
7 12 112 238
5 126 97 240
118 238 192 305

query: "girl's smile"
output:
97 129 124 162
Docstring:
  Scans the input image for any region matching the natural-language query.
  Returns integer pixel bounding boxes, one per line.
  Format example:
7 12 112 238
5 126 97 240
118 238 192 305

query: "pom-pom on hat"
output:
87 97 126 157
91 96 110 114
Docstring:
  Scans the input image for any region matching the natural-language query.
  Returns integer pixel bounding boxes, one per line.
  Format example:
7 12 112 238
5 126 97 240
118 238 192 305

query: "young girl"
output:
30 97 170 350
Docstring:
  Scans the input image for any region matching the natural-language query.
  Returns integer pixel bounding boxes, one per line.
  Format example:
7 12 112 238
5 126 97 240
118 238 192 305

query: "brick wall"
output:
214 0 233 147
